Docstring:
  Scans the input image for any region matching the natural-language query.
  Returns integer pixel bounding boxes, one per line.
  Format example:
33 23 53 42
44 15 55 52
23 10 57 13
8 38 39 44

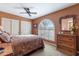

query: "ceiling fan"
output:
15 4 37 16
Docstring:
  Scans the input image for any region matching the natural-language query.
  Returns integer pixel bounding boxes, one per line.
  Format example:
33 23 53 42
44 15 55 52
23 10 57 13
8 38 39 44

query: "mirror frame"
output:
59 15 76 32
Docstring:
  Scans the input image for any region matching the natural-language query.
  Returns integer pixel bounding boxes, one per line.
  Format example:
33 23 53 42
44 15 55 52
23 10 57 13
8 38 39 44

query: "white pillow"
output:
0 32 11 42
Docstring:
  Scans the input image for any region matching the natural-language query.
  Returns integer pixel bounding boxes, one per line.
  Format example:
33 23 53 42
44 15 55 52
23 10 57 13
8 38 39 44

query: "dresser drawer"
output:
58 40 75 49
62 36 75 42
57 35 75 43
58 45 75 55
57 35 63 41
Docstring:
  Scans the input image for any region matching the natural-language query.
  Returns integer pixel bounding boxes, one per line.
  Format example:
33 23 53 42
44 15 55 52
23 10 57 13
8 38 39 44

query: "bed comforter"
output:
11 35 44 56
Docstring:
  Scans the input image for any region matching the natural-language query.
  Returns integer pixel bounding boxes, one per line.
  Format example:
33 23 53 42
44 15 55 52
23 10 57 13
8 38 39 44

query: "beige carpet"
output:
29 42 66 56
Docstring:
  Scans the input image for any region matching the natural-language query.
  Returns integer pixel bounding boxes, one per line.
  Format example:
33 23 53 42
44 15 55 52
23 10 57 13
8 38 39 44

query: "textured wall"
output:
32 4 79 42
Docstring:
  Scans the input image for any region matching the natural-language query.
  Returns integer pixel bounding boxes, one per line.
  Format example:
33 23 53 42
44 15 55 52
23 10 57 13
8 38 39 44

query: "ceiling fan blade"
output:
28 13 31 16
30 12 37 14
20 12 31 16
20 12 37 14
20 12 27 14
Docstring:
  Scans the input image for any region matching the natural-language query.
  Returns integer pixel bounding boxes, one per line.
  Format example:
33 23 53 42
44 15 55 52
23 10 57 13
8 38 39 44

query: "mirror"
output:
60 15 75 31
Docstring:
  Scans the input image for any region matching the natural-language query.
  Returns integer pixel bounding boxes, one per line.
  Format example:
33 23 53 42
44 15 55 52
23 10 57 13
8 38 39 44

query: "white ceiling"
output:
0 3 76 19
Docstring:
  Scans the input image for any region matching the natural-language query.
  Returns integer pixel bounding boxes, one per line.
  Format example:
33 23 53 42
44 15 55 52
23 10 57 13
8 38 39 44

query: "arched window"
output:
38 19 55 41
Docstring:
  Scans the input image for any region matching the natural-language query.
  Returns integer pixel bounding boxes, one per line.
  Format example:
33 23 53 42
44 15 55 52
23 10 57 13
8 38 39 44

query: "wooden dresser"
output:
57 34 79 56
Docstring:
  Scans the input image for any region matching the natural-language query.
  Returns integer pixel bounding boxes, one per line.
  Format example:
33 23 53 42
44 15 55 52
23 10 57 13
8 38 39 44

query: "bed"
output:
0 35 44 56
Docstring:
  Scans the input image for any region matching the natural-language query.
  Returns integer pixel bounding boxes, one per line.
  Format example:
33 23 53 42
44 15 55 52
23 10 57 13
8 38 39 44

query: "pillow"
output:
0 32 11 43
3 31 11 36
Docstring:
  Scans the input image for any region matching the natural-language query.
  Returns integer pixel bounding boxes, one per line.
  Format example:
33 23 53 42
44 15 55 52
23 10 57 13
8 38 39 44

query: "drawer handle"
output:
69 39 72 40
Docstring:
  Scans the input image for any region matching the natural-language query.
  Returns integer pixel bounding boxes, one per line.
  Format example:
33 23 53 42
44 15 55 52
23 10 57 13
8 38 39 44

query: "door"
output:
21 21 31 35
12 20 19 35
1 18 11 34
